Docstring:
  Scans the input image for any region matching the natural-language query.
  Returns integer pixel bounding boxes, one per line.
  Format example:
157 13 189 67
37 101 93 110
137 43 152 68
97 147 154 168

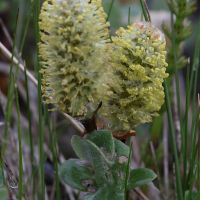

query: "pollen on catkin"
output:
101 22 168 134
38 0 112 117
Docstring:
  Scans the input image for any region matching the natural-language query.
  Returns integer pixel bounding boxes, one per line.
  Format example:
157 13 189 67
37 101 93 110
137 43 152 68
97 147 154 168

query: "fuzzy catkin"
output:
39 0 112 117
100 22 168 134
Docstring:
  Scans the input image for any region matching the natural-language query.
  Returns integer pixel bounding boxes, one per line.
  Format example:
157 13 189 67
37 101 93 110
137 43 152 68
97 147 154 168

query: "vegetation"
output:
0 0 199 199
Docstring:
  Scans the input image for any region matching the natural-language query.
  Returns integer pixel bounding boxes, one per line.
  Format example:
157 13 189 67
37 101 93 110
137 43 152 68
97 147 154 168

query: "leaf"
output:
127 168 157 189
0 187 8 200
71 136 113 186
59 159 94 191
114 139 130 157
72 136 113 164
83 186 124 200
85 130 115 157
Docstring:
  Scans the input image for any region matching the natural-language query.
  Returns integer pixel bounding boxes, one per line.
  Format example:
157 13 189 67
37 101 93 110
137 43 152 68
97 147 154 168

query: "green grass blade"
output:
164 79 183 200
186 165 197 200
19 0 35 54
187 105 200 187
106 0 115 22
35 0 45 199
198 98 200 191
195 189 200 200
44 104 55 160
124 142 132 200
188 23 200 187
139 0 148 21
53 119 61 200
9 0 35 135
189 23 200 98
189 22 200 157
14 83 23 200
2 9 19 155
24 66 35 194
183 62 190 192
76 191 80 200
128 7 130 26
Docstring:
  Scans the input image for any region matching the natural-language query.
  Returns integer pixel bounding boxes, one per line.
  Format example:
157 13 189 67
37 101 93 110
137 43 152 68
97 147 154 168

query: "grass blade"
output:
53 119 61 200
139 0 149 22
24 64 35 195
2 9 19 155
106 0 115 22
14 83 23 200
124 142 132 200
35 0 45 199
183 62 190 191
164 79 183 200
186 164 197 200
198 94 200 191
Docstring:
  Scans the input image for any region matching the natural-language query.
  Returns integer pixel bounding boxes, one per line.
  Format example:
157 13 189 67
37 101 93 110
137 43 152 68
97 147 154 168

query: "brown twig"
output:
143 0 151 22
0 42 85 134
150 141 165 200
0 18 20 58
0 42 37 86
133 188 149 200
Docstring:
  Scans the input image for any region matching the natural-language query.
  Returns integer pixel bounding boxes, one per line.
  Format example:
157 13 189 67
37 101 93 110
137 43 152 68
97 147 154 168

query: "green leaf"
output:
72 136 114 164
114 139 130 157
83 186 124 200
0 187 8 200
71 136 113 186
127 168 157 189
85 130 115 157
59 159 94 191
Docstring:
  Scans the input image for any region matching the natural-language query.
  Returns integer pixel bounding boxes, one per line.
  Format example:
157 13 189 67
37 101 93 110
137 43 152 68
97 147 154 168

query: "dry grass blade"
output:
0 42 84 134
133 188 149 200
0 42 37 86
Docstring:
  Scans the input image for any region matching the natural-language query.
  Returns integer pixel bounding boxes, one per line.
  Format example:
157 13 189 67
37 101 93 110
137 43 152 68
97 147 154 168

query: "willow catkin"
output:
39 0 112 117
100 22 168 134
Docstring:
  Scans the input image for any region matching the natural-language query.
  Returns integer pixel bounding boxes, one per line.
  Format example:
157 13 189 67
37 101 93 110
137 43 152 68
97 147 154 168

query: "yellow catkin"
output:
39 0 112 117
100 22 168 133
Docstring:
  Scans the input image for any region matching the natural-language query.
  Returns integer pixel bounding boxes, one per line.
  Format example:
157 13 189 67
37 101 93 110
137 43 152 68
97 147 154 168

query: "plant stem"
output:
14 83 23 200
183 62 190 191
2 9 19 155
106 0 115 22
53 119 61 200
198 94 200 192
139 0 149 22
35 0 45 199
164 79 183 200
124 142 132 200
